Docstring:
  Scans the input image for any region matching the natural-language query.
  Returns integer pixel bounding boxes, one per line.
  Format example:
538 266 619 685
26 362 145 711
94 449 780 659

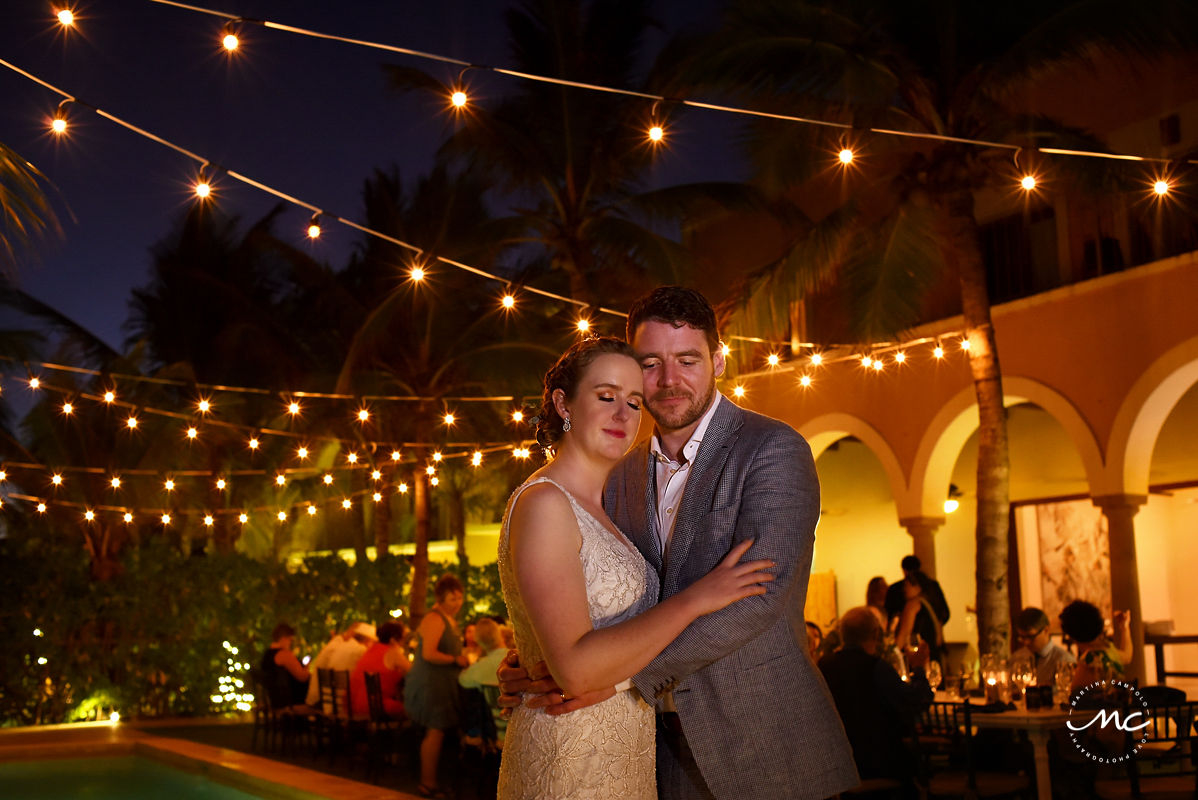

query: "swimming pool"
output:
0 754 263 799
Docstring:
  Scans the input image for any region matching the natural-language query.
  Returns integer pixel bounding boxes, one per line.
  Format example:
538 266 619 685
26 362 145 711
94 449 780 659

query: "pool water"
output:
0 755 265 799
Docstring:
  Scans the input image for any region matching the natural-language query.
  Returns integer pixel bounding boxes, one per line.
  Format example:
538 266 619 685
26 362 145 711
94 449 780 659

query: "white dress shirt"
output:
650 393 724 564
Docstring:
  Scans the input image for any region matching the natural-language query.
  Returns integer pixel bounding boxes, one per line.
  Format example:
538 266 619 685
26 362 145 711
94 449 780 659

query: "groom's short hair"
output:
626 286 719 354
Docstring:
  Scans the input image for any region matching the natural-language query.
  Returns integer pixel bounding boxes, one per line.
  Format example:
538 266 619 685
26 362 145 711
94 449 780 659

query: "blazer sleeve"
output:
632 424 819 697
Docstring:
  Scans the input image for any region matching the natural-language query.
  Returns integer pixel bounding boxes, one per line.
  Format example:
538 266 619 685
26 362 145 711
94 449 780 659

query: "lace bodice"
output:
496 476 659 799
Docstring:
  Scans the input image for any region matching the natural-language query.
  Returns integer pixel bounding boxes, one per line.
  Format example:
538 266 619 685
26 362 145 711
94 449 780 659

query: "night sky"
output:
1 0 730 353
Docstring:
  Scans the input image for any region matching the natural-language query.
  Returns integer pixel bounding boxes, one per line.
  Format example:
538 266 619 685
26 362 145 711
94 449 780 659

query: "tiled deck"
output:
0 722 421 800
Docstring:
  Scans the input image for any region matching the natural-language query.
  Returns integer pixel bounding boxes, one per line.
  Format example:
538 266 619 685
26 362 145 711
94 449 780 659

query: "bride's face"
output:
555 353 644 462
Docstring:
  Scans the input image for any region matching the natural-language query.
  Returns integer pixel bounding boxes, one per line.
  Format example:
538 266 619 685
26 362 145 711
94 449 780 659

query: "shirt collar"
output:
651 392 723 466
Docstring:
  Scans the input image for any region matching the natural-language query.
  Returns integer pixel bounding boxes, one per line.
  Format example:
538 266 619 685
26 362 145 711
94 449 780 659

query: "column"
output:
1092 494 1147 685
899 516 944 578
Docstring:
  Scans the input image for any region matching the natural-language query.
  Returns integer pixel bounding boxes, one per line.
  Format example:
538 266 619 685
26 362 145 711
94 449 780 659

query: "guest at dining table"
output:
819 606 932 797
866 576 889 629
350 620 409 718
885 555 950 662
260 622 311 710
458 617 511 744
1014 606 1076 687
1059 600 1131 693
305 621 376 710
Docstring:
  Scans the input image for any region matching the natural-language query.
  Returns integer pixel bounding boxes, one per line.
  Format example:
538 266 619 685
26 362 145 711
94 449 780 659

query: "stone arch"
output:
798 413 908 512
910 376 1104 517
1106 335 1198 496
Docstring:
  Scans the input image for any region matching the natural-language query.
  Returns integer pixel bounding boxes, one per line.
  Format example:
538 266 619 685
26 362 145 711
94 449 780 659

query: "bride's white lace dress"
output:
497 477 659 800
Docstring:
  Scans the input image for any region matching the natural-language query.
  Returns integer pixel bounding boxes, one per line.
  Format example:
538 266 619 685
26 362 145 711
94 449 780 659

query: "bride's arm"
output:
510 482 771 698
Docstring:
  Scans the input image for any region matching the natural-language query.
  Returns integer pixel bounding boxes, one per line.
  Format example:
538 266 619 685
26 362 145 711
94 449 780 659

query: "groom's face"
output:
631 320 725 434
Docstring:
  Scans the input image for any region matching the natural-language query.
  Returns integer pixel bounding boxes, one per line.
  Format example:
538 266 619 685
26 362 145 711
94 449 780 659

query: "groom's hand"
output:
543 687 616 716
496 650 557 709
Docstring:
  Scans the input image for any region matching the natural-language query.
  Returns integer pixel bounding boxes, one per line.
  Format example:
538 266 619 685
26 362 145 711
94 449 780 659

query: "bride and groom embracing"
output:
496 286 858 800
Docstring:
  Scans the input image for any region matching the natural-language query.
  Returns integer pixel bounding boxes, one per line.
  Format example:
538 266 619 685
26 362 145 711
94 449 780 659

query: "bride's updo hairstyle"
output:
536 336 637 451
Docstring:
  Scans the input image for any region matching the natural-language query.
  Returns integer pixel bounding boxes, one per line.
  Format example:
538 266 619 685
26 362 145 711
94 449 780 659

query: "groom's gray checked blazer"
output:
604 398 859 800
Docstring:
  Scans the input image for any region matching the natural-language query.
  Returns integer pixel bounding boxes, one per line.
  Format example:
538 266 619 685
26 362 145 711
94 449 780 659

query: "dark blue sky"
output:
1 0 732 352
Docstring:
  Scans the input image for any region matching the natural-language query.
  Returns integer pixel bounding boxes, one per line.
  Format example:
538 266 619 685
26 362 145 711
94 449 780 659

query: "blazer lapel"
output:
621 441 661 573
663 399 743 585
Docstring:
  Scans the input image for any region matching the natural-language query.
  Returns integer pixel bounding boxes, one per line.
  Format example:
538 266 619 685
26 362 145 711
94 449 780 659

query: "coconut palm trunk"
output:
939 191 1011 657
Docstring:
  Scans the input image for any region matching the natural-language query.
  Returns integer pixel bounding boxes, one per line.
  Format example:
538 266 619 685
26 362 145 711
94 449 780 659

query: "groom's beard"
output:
647 379 716 433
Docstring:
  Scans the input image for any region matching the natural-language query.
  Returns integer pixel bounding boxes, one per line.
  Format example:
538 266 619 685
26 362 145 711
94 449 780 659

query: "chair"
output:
362 671 405 781
458 687 502 799
317 668 367 764
1095 698 1198 799
249 666 276 752
924 701 1031 799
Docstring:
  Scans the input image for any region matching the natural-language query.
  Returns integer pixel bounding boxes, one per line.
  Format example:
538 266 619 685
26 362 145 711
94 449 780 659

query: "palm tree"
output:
385 0 766 311
0 142 59 273
665 0 1198 657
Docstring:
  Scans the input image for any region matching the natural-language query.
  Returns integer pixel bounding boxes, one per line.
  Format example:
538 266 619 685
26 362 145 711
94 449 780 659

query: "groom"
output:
504 286 857 800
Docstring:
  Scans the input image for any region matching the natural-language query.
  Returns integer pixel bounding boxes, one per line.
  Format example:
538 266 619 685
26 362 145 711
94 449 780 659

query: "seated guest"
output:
885 555 950 662
458 618 510 744
261 622 310 710
805 621 824 659
866 576 889 629
1059 600 1131 693
819 606 932 795
351 621 410 718
1014 606 1076 687
305 621 376 710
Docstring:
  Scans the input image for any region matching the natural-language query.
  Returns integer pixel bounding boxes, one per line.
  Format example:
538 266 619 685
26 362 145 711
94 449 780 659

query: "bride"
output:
497 336 774 800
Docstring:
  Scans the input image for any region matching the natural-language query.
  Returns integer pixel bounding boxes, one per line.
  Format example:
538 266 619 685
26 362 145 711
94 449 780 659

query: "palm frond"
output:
0 143 61 274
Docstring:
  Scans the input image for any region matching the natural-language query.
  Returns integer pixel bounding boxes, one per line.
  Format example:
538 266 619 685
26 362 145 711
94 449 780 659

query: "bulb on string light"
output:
51 111 68 135
799 374 813 387
216 478 227 490
248 437 260 450
84 509 95 522
391 450 402 462
346 452 359 464
357 408 370 422
1020 175 1037 191
126 416 138 429
501 293 516 310
123 512 133 523
426 465 436 476
648 124 665 143
721 344 732 357
398 483 409 494
276 510 286 522
732 386 746 399
450 89 468 108
275 474 286 486
306 505 317 516
860 356 872 368
197 398 211 414
766 354 780 367
37 503 47 513
341 499 352 510
431 476 440 486
28 377 40 390
838 148 854 165
576 318 590 333
204 515 214 526
409 265 426 282
164 479 175 492
110 476 121 489
161 513 172 525
323 474 334 485
472 451 483 467
961 338 971 351
307 216 321 239
432 451 443 462
894 351 906 363
51 474 63 486
61 402 73 415
186 426 198 440
371 469 382 481
195 178 211 199
872 359 884 372
1153 179 1171 196
287 401 301 416
372 492 382 502
511 410 524 423
103 390 116 403
933 344 945 359
238 512 248 524
297 446 309 460
443 413 455 426
56 8 75 26
810 353 823 366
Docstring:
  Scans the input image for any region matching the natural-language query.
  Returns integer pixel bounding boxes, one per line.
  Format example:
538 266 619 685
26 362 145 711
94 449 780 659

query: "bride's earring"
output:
562 416 572 432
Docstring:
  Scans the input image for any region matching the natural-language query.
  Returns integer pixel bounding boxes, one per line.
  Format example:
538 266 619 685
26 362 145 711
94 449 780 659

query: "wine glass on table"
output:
1010 650 1035 708
925 659 943 692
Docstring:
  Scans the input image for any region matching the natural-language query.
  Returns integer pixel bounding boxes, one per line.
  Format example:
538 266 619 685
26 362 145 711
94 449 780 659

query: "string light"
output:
194 175 212 199
248 437 260 450
838 148 854 165
732 386 746 399
341 498 352 509
397 483 409 493
50 474 63 486
126 416 138 429
161 513 172 525
810 353 823 366
346 452 359 464
933 345 945 359
306 215 321 239
50 109 68 135
766 354 780 367
61 402 73 415
432 451 443 462
372 491 382 502
799 374 812 387
197 398 211 414
110 476 121 489
430 476 440 486
275 474 286 486
323 474 334 485
576 318 591 333
1153 179 1171 196
103 390 116 403
450 89 468 108
306 505 317 516
297 446 309 459
123 512 133 523
221 23 239 51
501 293 516 309
186 426 198 440
56 8 75 27
409 265 426 282
238 512 248 523
164 479 176 491
287 401 301 416
215 478 227 490
371 469 382 480
204 514 214 526
37 503 46 513
860 356 872 368
721 344 732 357
276 510 286 522
648 124 665 143
443 413 455 426
961 338 971 351
390 450 402 462
1020 175 1037 191
511 410 524 423
894 351 906 363
872 359 884 372
28 377 40 390
471 451 483 467
357 408 370 422
84 509 94 522
425 465 436 475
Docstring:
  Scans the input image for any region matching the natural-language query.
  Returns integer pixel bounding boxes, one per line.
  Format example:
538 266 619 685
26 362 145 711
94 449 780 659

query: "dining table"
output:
933 691 1071 800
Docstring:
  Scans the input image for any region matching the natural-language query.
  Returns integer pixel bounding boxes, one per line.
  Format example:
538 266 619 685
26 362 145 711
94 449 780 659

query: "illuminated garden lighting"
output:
838 148 854 165
732 386 746 399
323 474 333 485
472 451 483 467
275 474 286 486
126 416 138 429
810 353 823 366
346 452 359 464
56 8 75 26
62 402 73 415
1020 175 1037 191
109 711 120 723
164 479 175 491
648 124 664 143
276 510 287 522
1153 179 1171 196
307 505 317 516
511 410 524 423
372 492 382 502
799 375 813 387
238 512 248 523
450 90 468 108
161 513 171 525
123 512 133 523
341 499 352 510
204 515 214 526
103 390 116 403
38 657 48 666
34 628 43 637
501 294 516 309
